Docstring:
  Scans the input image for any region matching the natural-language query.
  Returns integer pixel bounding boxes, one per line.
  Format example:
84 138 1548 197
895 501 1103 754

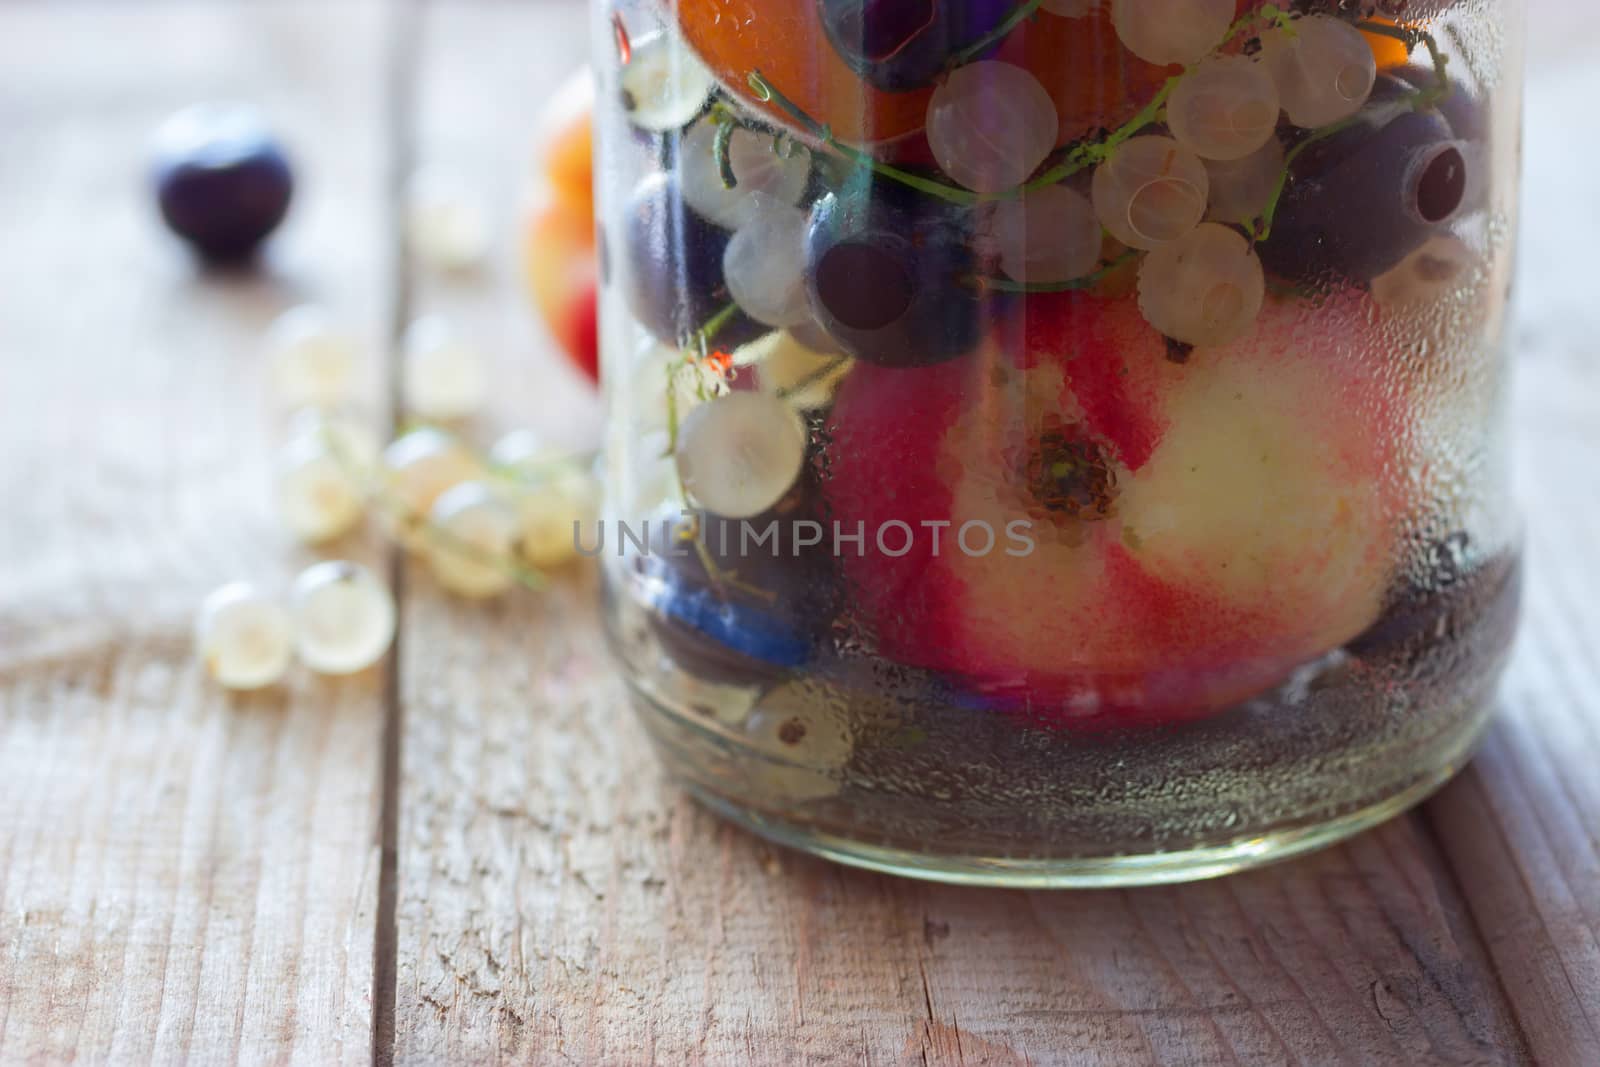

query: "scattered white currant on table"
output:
1137 222 1265 347
266 305 358 407
680 118 812 231
925 61 1058 194
402 316 488 420
285 408 380 475
196 582 294 690
1167 56 1282 162
289 561 397 675
1091 136 1210 250
675 390 807 520
1110 0 1234 66
406 168 490 272
380 426 482 545
427 481 521 599
277 433 365 544
724 198 813 328
513 468 598 570
986 184 1103 284
1204 137 1286 225
1261 15 1378 130
618 30 715 133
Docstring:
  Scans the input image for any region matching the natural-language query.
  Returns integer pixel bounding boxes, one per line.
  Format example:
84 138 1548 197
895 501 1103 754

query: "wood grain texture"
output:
0 1 1596 1064
0 4 393 1063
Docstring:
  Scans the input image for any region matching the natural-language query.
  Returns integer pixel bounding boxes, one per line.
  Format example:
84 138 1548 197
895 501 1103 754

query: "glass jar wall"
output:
591 0 1523 885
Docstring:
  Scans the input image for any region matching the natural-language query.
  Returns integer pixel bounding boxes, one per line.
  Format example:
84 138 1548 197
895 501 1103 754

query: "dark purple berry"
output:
818 0 1016 92
633 482 842 682
1258 76 1467 284
151 103 293 262
804 186 989 368
621 172 767 350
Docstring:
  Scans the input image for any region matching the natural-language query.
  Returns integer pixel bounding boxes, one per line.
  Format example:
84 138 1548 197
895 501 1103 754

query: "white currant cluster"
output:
264 303 596 587
1083 10 1378 346
195 562 396 690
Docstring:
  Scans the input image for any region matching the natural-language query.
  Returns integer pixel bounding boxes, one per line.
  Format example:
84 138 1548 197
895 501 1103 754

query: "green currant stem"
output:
1017 5 1288 193
975 250 1138 294
950 0 1044 68
1251 25 1450 244
322 423 550 594
687 301 739 356
713 118 738 190
774 356 851 402
747 71 979 207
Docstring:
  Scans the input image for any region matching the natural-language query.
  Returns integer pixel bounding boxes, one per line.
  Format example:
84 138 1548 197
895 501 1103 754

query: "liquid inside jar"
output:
592 0 1523 884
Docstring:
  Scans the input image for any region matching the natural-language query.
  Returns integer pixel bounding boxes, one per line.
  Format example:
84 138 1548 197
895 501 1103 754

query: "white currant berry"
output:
407 168 490 273
724 198 812 328
1371 235 1479 312
926 61 1058 194
380 427 482 545
513 465 598 569
277 434 365 544
744 686 854 800
266 306 358 407
680 118 812 231
675 391 807 520
1205 137 1286 225
285 408 380 475
1091 136 1209 250
402 316 488 420
1261 15 1377 129
196 583 294 690
737 330 853 411
1137 222 1265 347
1167 55 1281 162
428 481 520 598
1110 0 1233 66
289 561 396 675
619 30 715 133
488 428 552 474
986 184 1103 283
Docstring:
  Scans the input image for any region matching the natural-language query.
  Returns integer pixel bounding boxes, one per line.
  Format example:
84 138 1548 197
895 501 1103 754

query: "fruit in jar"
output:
616 29 716 133
1090 136 1210 251
675 390 809 520
633 487 842 682
984 184 1102 285
679 117 814 232
1110 0 1234 67
151 102 293 262
620 172 767 351
674 1 1169 148
803 185 988 368
1136 223 1265 347
822 292 1404 722
1259 14 1378 129
817 0 1016 92
925 61 1059 193
1165 55 1280 162
1256 76 1466 283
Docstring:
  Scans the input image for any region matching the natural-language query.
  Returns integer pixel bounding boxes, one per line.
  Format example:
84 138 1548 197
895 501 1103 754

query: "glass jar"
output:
591 0 1523 885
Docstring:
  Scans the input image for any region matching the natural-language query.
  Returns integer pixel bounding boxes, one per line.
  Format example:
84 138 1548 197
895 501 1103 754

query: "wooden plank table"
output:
0 2 1595 1063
